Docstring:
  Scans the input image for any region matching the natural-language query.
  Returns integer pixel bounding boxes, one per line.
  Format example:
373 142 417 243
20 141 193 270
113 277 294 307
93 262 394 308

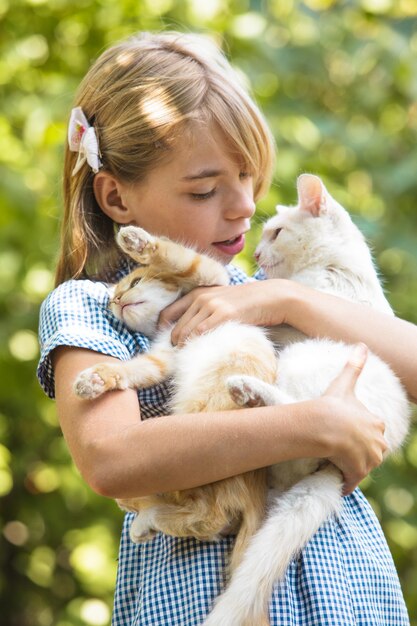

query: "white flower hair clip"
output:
68 106 102 176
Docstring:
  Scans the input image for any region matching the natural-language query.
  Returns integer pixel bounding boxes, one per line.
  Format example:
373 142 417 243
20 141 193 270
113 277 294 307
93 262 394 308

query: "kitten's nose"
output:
254 250 260 262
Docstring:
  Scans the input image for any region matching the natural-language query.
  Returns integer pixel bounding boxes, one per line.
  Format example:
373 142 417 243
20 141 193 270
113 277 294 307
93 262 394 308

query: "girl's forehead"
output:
170 122 246 173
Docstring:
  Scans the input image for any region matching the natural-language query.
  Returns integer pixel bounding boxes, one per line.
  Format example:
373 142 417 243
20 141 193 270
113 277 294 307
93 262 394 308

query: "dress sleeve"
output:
226 264 254 285
253 268 266 281
37 279 149 399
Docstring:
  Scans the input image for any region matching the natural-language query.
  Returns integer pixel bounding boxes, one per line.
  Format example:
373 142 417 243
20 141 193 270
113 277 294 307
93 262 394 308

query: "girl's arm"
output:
53 343 385 499
161 279 417 402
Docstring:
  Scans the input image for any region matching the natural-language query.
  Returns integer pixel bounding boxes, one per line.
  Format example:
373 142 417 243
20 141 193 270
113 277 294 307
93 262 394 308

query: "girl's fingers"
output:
347 342 369 370
161 287 240 345
158 286 221 330
171 310 214 346
158 292 198 328
342 476 360 496
323 342 386 493
326 343 368 396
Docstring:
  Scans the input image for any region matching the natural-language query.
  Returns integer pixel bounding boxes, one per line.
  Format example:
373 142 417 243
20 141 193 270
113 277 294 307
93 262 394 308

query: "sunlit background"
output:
1 0 417 624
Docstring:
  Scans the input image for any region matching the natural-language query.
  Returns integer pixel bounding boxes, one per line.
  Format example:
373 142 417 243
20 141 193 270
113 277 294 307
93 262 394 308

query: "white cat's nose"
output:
254 250 261 262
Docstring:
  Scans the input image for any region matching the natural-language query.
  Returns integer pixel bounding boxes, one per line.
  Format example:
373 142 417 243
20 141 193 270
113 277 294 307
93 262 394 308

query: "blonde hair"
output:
56 31 276 285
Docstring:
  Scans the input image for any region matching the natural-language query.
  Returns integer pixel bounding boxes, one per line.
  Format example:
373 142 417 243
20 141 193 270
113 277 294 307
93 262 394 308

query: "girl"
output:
37 32 411 625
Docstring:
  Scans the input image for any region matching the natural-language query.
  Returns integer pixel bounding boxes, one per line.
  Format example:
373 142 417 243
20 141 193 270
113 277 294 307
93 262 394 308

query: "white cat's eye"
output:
272 228 282 240
130 277 142 288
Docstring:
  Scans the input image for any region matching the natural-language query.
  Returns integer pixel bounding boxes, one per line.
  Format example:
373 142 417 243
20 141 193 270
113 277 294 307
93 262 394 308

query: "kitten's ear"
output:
297 174 327 217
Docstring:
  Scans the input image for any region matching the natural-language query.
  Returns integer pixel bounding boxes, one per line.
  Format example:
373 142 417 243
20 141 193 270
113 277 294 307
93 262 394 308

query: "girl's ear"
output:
93 171 133 224
296 174 327 217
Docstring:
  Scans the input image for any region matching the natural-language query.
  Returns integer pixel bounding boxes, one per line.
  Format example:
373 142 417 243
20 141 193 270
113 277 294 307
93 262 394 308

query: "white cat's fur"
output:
256 174 392 313
202 174 410 626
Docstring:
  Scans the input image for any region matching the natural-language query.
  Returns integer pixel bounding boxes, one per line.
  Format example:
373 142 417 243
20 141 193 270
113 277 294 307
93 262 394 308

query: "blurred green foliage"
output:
1 0 417 624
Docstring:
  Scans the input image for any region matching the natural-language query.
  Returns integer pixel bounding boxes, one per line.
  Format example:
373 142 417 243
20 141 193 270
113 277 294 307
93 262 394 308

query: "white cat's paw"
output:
117 226 157 259
74 364 128 399
226 375 266 408
129 514 157 543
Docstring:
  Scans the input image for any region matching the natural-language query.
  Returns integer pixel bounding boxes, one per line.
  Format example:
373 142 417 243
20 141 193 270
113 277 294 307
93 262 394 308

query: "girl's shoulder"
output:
41 277 112 321
39 278 119 353
40 254 137 321
37 278 150 399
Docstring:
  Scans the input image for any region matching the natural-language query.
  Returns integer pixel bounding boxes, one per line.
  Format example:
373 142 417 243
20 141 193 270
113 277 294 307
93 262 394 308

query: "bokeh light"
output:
2 1 417 624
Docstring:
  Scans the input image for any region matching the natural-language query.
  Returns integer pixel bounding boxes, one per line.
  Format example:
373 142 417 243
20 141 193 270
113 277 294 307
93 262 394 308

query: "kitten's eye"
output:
272 228 283 240
130 277 141 288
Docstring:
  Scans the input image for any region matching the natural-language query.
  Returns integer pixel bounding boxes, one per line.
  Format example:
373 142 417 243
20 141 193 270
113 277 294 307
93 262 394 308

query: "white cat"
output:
202 174 410 626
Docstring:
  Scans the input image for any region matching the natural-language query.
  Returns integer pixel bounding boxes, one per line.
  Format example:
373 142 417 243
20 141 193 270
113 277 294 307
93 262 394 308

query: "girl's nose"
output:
225 187 256 220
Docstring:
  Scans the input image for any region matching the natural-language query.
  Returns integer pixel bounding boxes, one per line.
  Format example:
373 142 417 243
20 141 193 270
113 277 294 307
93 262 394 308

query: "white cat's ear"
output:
297 174 327 217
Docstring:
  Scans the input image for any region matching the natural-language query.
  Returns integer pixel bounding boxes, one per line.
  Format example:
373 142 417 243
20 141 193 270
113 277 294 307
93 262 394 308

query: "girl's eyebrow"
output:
181 168 225 181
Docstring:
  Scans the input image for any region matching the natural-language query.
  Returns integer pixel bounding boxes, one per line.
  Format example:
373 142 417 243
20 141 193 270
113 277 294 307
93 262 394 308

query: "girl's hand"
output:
158 280 293 345
318 343 387 495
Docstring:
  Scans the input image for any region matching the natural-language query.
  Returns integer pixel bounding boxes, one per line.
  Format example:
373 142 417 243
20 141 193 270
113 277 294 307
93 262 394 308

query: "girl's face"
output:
117 123 256 263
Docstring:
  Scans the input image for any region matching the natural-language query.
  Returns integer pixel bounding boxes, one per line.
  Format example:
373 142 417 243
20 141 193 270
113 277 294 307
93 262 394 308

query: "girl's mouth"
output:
212 234 245 255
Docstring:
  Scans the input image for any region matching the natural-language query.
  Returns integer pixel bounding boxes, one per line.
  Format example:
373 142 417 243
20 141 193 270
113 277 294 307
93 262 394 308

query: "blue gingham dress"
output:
37 263 410 626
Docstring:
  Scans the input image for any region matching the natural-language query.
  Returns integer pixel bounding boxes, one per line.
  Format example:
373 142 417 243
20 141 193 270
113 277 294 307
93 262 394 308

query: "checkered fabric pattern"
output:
37 263 409 626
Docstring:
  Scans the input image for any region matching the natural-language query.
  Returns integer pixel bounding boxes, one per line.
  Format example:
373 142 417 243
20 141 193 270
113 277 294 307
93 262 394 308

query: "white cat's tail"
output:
203 464 343 626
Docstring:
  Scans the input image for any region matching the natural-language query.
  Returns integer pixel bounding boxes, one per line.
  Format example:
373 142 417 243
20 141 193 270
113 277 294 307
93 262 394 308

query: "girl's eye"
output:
191 189 216 200
272 228 282 240
239 171 252 179
130 277 141 288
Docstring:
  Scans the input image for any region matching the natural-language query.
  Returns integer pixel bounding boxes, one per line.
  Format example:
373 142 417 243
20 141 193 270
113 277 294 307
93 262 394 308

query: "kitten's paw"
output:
74 364 129 399
117 226 157 262
129 515 157 544
74 370 104 399
226 375 266 408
